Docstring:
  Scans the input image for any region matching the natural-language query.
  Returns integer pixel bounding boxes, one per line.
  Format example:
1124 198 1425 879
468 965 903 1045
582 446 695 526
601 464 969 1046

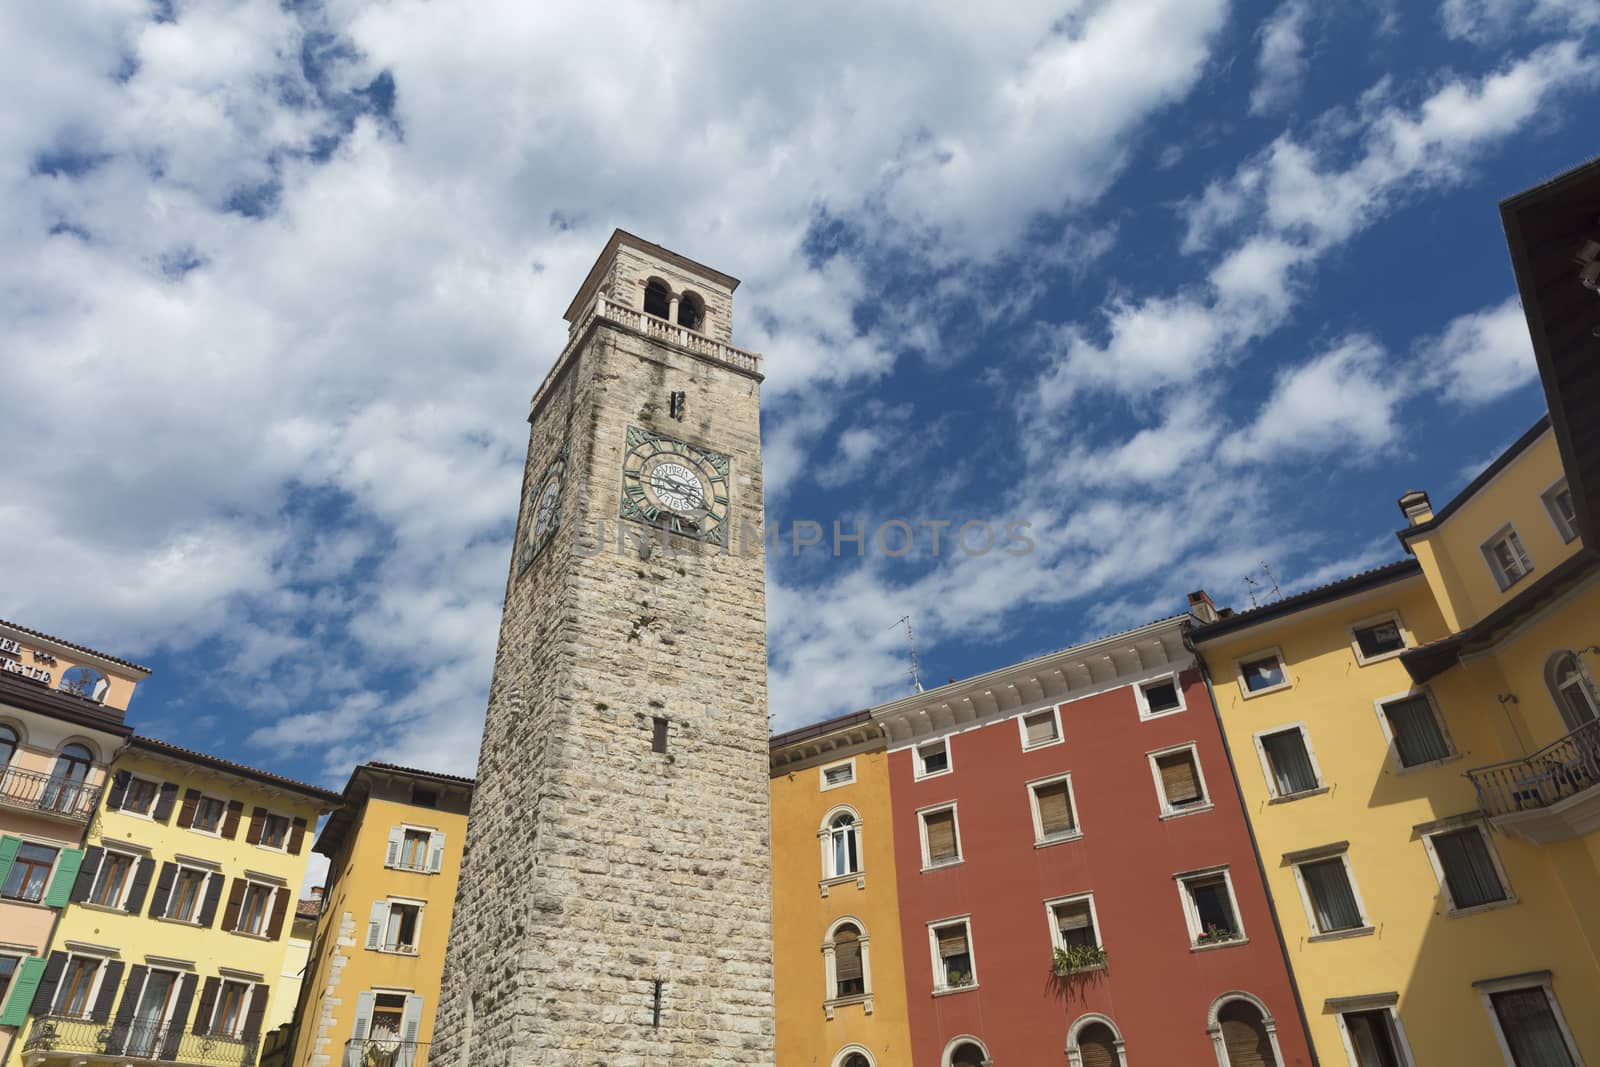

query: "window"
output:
191 795 226 834
677 291 705 330
54 955 101 1018
1341 1007 1412 1067
370 992 408 1041
1027 773 1080 844
918 805 961 869
825 812 861 879
833 923 865 998
411 785 439 808
212 980 252 1037
1136 674 1185 718
1292 851 1367 936
946 1039 990 1067
259 813 291 850
1483 980 1580 1067
43 744 93 812
1544 479 1578 544
1018 708 1061 750
651 716 669 754
0 953 20 1007
1483 526 1533 590
1257 726 1322 798
928 918 976 991
399 829 430 871
1047 895 1104 972
1178 868 1244 946
1238 650 1290 696
1377 692 1453 768
1216 997 1282 1067
1425 825 1510 912
90 850 136 908
1351 616 1407 664
820 759 855 790
2 842 57 903
1072 1020 1124 1067
385 902 421 953
837 1052 874 1067
0 725 15 768
237 882 276 935
915 739 950 779
1150 744 1210 816
122 777 160 816
58 666 109 702
169 866 210 922
1546 652 1598 733
643 278 671 319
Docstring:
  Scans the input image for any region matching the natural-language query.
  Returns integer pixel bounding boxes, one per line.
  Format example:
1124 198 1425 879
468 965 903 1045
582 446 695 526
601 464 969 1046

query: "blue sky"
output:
3 0 1596 792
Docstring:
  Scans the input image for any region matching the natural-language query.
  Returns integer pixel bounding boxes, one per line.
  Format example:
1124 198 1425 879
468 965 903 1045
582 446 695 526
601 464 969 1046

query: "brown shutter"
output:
242 982 269 1041
1025 712 1056 746
221 878 246 932
192 976 221 1035
1056 902 1093 940
1220 1003 1272 1067
152 782 179 823
178 788 201 829
246 808 266 846
1158 753 1202 805
936 925 968 958
1036 782 1075 836
288 817 307 855
265 887 290 940
221 799 244 839
1079 1023 1120 1067
924 810 958 863
834 931 862 982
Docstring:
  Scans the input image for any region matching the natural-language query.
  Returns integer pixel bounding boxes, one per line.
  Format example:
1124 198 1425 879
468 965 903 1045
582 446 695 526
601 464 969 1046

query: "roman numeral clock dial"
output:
620 425 731 544
518 442 569 573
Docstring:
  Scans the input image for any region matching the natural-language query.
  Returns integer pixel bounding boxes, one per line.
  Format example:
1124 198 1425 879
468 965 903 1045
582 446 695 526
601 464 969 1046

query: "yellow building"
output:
7 737 339 1067
770 714 913 1067
288 764 470 1067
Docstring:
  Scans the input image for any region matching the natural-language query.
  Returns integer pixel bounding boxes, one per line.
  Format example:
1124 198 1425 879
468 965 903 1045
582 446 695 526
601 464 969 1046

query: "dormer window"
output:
677 291 705 330
643 277 671 319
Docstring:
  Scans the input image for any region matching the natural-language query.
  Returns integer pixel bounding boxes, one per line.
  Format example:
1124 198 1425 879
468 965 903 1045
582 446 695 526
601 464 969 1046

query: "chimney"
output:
310 886 324 900
1398 490 1433 526
1187 590 1219 625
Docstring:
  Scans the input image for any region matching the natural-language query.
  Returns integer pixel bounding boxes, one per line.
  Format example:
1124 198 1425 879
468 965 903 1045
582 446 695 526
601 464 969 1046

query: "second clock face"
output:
620 426 730 544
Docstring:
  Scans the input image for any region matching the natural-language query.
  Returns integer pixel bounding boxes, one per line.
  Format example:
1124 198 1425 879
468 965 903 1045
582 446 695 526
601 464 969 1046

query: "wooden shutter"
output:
367 901 389 949
193 976 221 1035
1036 782 1075 836
104 964 146 1055
401 995 424 1045
1056 901 1093 941
70 846 104 903
29 951 67 1015
177 788 202 829
834 931 862 982
1159 753 1201 805
90 960 124 1024
1220 1004 1273 1067
221 878 247 932
266 887 290 940
428 831 447 873
148 861 177 918
1 958 46 1025
0 836 19 890
1025 712 1056 747
159 974 197 1061
1079 1023 1119 1067
386 827 403 868
924 810 958 863
124 857 155 914
198 872 225 928
246 808 266 846
221 799 244 839
352 991 375 1040
105 770 131 810
152 782 179 822
289 816 307 855
43 848 83 908
242 983 270 1041
936 925 968 958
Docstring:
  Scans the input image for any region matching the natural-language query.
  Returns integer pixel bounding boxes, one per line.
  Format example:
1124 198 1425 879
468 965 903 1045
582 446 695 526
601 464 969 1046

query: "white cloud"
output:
1419 296 1537 406
1440 0 1600 42
1250 1 1312 116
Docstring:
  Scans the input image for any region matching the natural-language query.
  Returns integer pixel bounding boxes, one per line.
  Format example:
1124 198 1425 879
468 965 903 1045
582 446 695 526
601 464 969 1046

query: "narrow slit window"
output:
652 716 669 754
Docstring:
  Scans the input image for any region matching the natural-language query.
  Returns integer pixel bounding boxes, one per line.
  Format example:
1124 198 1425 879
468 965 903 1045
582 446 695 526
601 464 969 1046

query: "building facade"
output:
7 737 338 1067
289 763 470 1067
433 232 776 1063
0 621 145 1065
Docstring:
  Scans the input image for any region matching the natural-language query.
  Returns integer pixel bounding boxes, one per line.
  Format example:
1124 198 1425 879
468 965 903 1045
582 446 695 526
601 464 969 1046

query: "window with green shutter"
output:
0 957 46 1026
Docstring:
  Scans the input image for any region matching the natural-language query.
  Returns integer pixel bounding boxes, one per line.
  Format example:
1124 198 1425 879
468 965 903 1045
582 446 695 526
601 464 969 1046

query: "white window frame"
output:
1251 723 1326 801
820 915 874 1019
1542 477 1579 544
1331 996 1418 1067
1207 992 1285 1067
1016 706 1063 751
1175 865 1247 950
51 951 110 1019
1134 671 1187 720
1066 1013 1128 1067
819 757 857 792
1147 742 1213 819
1476 971 1586 1067
256 810 293 853
912 738 953 781
831 1046 878 1067
233 879 280 937
1418 818 1515 915
385 824 444 873
1348 612 1410 666
1482 523 1534 591
1044 892 1104 962
1372 688 1457 773
1235 647 1292 699
87 848 141 910
818 805 865 893
369 897 426 955
917 802 963 871
1286 844 1372 941
2 838 62 905
209 978 258 1038
165 863 215 923
926 915 977 995
188 794 228 838
1026 771 1083 847
118 776 163 820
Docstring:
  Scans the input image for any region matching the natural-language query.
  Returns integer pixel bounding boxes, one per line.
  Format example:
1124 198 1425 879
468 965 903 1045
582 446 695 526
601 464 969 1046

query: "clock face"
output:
620 426 731 544
519 443 568 573
532 479 561 539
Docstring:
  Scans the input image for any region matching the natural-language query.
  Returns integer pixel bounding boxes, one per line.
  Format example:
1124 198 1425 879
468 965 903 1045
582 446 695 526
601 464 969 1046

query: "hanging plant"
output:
1051 944 1108 976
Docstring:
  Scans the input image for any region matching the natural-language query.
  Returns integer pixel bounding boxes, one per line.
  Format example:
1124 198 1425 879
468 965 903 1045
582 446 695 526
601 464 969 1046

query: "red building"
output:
879 617 1314 1066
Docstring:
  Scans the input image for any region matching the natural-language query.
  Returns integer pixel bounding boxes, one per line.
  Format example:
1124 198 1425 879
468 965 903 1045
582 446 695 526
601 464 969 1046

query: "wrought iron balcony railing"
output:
342 1039 430 1067
1469 718 1600 818
23 1015 258 1066
0 768 99 821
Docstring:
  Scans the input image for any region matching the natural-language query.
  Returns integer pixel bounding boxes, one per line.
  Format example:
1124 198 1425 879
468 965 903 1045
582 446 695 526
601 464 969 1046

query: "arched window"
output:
943 1038 991 1067
677 290 705 330
0 724 17 769
643 278 671 319
1068 1014 1127 1067
829 812 860 877
1547 652 1598 733
1210 993 1284 1067
58 665 109 703
832 1048 875 1067
821 916 872 1013
43 743 94 813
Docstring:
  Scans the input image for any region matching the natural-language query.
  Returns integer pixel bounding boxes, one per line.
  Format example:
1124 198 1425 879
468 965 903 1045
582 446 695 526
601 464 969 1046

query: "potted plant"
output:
1051 944 1108 975
945 968 973 988
1195 924 1238 946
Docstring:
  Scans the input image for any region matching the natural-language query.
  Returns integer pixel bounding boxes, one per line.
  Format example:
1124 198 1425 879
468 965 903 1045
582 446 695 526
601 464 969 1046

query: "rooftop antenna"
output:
1241 572 1262 609
890 616 925 694
1259 561 1282 603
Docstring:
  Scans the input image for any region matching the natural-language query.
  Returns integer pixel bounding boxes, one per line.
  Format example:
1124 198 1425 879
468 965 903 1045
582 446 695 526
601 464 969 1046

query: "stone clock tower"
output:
431 233 775 1064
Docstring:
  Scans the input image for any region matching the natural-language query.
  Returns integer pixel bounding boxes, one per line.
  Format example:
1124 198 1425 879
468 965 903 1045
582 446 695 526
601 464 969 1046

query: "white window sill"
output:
1034 831 1083 849
1353 649 1406 667
921 858 963 873
1021 738 1064 753
154 915 205 928
1159 802 1214 821
1240 683 1292 700
1190 936 1249 953
1139 707 1186 722
0 897 53 910
819 873 865 897
1308 925 1375 944
1268 786 1330 805
913 768 953 783
1390 753 1462 777
255 844 290 855
230 929 274 941
932 983 978 998
385 863 434 875
1446 896 1517 918
78 902 131 915
374 947 420 956
822 993 872 1020
188 827 224 839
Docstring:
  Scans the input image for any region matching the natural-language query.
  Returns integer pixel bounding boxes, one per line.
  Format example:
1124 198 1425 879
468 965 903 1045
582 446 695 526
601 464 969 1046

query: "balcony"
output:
0 768 100 822
1468 719 1600 844
22 1016 257 1067
342 1040 430 1067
